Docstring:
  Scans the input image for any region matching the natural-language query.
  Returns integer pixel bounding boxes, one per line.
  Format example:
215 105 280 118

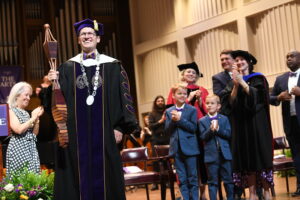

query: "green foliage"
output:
0 167 54 200
276 149 296 177
284 149 292 158
276 168 296 177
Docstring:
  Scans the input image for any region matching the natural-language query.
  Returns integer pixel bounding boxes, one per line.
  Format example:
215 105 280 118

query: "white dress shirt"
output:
288 68 300 116
175 104 185 118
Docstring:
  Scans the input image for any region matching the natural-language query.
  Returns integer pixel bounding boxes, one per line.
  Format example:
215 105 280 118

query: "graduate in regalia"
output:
167 62 208 119
48 19 139 200
221 50 273 200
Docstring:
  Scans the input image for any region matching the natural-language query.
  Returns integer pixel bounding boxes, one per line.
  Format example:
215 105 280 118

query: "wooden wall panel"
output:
244 0 260 3
270 104 284 138
248 2 300 138
250 2 300 76
184 0 236 25
187 23 239 90
138 43 178 104
132 0 176 43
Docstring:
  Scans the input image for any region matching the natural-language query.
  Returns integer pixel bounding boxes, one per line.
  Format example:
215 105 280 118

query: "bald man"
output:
270 50 300 197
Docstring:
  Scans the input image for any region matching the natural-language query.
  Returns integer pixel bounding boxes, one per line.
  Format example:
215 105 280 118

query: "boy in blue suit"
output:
199 94 234 200
165 84 200 200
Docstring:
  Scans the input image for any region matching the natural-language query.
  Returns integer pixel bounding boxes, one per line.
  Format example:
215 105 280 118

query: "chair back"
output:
273 136 287 150
272 136 294 194
154 145 170 157
121 147 148 163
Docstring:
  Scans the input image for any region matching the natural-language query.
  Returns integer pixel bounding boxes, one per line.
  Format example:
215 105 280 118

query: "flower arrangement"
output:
0 167 54 200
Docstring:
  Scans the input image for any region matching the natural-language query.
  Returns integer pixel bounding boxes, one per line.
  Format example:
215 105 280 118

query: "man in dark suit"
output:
270 50 300 197
212 50 234 98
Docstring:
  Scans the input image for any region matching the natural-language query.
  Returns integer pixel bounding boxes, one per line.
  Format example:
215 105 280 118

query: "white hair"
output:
7 82 32 108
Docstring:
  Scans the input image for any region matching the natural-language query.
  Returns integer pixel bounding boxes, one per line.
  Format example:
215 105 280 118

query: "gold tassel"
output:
94 20 98 31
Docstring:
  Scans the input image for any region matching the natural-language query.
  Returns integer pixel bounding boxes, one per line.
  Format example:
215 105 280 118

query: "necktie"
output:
83 52 96 60
176 108 183 112
289 72 297 77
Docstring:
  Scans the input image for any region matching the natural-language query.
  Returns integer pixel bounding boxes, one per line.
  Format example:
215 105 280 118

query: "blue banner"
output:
0 104 9 136
0 66 23 104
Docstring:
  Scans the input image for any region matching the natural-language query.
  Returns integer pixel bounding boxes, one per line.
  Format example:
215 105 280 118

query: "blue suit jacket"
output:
199 114 232 163
270 72 300 135
212 71 231 98
165 104 200 156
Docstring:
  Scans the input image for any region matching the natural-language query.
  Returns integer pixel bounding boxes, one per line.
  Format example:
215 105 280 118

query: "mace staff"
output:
43 24 68 148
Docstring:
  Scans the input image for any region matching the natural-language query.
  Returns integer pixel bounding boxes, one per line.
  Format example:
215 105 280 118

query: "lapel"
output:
202 115 211 128
168 106 176 116
180 104 188 119
282 72 289 90
217 115 223 127
296 74 300 105
218 71 231 84
223 71 231 82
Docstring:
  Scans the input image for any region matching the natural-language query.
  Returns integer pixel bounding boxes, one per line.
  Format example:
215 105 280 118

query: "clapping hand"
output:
188 89 202 102
171 110 181 121
210 120 219 132
31 106 44 120
235 73 243 84
277 90 292 101
231 64 240 86
159 112 166 123
195 90 202 100
290 86 300 96
188 90 197 102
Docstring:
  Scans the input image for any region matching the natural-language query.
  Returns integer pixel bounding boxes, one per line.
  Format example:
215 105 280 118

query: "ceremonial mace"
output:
43 24 68 148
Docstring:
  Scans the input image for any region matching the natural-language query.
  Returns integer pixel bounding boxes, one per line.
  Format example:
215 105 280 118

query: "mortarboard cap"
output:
231 50 257 65
177 62 203 77
74 18 104 36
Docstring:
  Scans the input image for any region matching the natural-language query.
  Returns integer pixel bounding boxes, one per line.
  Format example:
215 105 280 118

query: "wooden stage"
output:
126 176 300 200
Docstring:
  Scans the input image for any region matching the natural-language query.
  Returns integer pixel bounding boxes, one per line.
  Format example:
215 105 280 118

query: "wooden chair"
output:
153 145 176 200
273 136 295 194
121 147 167 200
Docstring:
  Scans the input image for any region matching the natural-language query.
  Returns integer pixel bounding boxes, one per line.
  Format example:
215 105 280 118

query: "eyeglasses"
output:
79 32 96 37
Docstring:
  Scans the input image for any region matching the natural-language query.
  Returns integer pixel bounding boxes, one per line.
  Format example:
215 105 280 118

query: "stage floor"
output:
126 175 299 200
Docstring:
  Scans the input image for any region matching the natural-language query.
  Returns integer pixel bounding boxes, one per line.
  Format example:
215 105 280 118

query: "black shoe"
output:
150 184 159 191
292 188 300 197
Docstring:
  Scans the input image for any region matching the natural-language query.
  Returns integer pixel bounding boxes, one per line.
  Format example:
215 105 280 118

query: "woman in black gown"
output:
221 50 273 200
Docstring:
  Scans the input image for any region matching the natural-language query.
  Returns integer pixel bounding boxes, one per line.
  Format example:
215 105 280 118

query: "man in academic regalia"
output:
48 19 139 200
